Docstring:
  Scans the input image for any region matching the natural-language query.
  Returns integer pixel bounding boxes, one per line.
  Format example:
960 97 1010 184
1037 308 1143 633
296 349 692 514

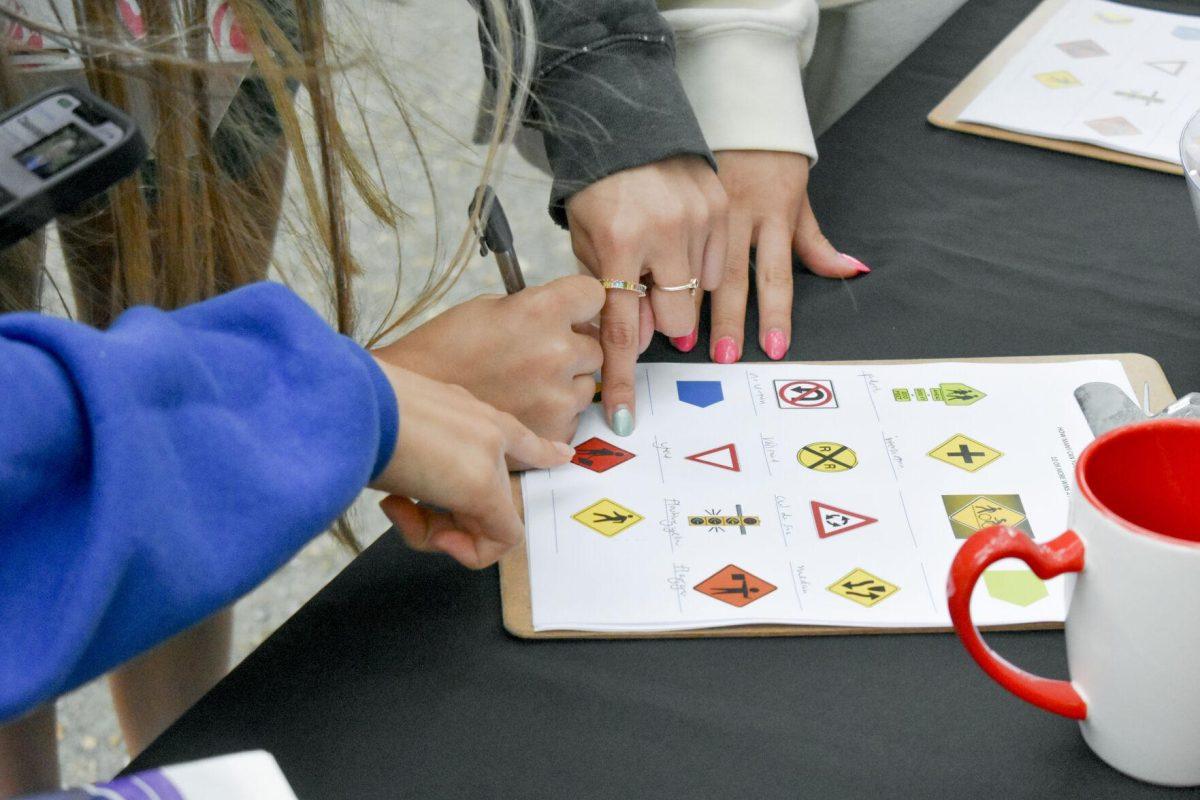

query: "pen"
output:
470 184 525 295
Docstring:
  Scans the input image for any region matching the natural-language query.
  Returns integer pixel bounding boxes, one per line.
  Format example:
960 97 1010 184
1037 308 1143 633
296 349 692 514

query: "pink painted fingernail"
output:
714 337 739 364
670 328 698 353
841 253 871 274
764 329 788 361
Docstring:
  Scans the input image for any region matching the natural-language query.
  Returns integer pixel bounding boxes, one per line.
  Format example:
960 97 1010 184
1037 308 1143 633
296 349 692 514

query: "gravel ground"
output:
50 0 574 786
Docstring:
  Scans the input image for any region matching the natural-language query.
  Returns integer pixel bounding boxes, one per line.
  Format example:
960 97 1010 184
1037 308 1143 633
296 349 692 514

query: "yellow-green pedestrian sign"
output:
891 382 985 406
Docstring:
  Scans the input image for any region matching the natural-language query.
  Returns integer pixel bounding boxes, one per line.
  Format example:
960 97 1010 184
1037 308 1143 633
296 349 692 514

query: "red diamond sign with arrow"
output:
811 501 877 538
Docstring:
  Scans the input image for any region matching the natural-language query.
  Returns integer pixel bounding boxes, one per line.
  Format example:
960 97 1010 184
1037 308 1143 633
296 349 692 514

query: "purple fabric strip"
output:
91 777 149 800
130 772 185 800
94 771 184 800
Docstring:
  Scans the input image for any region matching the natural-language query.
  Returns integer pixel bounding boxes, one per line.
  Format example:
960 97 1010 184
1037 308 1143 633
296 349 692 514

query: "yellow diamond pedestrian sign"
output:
572 498 644 537
827 568 899 608
943 494 1032 540
928 434 1002 473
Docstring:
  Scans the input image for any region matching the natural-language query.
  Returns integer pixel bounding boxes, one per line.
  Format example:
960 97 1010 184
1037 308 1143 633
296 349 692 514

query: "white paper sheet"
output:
521 360 1135 632
957 0 1200 165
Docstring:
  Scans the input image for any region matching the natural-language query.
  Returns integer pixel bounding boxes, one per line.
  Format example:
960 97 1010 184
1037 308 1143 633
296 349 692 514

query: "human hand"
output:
566 154 728 436
698 150 869 363
370 363 572 569
372 276 605 443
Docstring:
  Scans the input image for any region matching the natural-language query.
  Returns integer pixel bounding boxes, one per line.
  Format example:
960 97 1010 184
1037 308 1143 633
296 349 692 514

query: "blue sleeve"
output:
0 282 398 722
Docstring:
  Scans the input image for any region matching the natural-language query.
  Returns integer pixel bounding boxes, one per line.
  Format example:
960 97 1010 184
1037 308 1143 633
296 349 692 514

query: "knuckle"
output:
541 390 576 419
478 424 505 456
710 311 744 335
584 339 604 368
601 318 638 351
708 186 730 219
462 464 494 497
757 265 793 291
723 258 750 285
543 336 572 366
447 383 474 402
565 273 605 308
524 287 559 319
655 201 687 231
596 217 644 255
604 373 635 398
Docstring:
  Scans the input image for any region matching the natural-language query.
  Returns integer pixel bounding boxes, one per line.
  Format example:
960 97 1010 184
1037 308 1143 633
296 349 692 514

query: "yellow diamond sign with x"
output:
928 434 1002 473
827 568 899 608
1034 70 1082 88
572 498 644 537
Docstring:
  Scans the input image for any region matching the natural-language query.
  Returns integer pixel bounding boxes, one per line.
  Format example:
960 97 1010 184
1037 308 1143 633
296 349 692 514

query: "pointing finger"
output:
599 287 640 436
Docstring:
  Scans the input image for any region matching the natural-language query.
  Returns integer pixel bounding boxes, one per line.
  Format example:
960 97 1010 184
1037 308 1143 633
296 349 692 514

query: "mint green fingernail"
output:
612 405 634 437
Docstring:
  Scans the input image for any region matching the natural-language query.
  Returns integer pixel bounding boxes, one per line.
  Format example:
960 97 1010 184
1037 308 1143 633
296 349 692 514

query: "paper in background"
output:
958 0 1200 165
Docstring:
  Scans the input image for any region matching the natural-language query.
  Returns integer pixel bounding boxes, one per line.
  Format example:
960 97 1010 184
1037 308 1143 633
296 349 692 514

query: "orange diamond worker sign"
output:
694 564 776 608
571 436 635 473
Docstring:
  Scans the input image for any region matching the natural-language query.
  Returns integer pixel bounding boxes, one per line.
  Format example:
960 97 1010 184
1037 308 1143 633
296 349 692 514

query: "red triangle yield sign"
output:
685 443 740 472
811 501 877 538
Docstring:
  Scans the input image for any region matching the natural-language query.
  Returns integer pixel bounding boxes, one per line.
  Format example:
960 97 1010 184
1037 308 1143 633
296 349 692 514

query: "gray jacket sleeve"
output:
476 1 716 227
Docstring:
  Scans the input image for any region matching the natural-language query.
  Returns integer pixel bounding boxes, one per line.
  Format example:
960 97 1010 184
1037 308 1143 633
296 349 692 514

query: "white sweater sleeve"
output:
658 0 819 160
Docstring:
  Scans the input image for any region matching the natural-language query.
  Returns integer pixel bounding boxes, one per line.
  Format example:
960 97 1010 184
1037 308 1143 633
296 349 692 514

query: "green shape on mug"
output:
983 569 1048 607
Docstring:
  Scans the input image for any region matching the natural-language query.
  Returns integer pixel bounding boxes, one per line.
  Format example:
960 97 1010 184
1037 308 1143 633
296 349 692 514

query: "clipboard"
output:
500 353 1173 640
927 0 1185 176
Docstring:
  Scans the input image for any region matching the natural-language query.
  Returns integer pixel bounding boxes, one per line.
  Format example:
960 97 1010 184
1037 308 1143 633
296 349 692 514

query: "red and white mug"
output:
948 418 1200 786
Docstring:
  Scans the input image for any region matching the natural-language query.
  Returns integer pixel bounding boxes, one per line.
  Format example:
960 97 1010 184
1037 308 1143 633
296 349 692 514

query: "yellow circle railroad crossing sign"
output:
927 434 1002 473
572 498 644 537
797 442 858 473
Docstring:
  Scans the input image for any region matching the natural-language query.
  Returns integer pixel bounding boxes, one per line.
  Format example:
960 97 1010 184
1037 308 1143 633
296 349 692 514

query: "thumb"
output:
793 194 870 279
381 494 451 552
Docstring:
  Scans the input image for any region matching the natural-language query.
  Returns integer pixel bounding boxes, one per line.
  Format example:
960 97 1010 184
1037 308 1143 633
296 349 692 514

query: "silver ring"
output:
654 277 699 296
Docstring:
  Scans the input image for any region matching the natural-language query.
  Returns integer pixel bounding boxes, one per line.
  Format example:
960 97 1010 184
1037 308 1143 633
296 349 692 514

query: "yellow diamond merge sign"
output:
827 568 899 608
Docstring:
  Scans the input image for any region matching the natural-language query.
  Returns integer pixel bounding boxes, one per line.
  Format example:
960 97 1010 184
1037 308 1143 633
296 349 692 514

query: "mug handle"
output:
947 526 1088 720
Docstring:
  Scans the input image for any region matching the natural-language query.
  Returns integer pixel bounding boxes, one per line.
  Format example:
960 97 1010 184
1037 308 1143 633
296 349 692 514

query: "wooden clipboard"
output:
500 353 1173 640
927 0 1185 176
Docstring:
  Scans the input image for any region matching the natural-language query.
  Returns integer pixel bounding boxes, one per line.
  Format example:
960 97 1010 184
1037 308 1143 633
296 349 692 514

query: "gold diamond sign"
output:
927 434 1002 473
943 494 1033 540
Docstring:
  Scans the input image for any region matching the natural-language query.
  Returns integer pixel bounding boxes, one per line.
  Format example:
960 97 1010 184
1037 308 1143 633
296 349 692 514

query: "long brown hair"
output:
0 0 535 546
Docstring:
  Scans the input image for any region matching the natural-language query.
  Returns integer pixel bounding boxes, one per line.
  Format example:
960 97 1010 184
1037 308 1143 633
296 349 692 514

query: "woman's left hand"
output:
685 150 870 363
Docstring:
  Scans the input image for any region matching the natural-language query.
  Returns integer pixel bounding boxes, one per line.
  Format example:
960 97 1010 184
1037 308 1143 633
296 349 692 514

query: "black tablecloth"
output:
129 0 1200 796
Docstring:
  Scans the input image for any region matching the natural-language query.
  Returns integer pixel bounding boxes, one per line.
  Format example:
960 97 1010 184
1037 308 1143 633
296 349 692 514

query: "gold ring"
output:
598 279 647 297
654 278 699 296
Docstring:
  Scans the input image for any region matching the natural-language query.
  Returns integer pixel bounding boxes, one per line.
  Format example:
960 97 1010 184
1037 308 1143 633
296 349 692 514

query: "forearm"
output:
474 0 716 226
659 0 819 159
0 282 397 722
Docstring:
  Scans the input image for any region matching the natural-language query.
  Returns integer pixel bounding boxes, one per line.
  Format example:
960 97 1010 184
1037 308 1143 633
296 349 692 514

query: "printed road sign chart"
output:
521 360 1135 632
957 0 1200 165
